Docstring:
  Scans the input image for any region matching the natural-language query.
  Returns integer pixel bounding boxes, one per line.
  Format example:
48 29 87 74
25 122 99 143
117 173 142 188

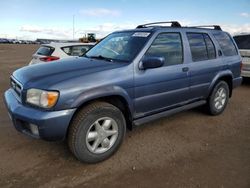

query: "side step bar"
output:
133 100 206 126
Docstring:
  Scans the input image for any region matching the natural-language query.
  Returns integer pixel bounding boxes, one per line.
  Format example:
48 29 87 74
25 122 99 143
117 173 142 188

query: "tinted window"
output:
62 45 93 56
145 33 183 66
187 33 216 61
187 33 208 61
204 34 216 59
36 46 54 56
233 35 250 50
213 32 238 56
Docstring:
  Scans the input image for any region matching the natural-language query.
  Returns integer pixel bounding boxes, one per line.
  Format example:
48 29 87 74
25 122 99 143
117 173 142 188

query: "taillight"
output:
39 56 60 62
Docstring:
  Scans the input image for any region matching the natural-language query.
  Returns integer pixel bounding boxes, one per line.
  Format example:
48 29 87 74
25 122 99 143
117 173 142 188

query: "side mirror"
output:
139 56 165 70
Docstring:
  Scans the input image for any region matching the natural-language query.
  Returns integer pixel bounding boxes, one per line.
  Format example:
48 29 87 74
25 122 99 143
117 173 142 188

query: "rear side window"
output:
233 35 250 50
36 46 54 56
62 45 93 56
145 33 183 66
187 33 216 62
213 32 238 56
204 34 216 59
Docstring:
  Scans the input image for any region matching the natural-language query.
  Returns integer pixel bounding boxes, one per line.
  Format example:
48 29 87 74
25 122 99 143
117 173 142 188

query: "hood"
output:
13 57 127 89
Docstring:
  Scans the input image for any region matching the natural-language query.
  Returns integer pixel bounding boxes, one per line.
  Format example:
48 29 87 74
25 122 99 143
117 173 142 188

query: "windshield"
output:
85 31 151 62
233 35 250 50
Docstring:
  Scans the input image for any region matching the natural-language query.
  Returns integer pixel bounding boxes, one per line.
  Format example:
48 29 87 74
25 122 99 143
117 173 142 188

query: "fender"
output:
207 70 233 98
71 85 134 116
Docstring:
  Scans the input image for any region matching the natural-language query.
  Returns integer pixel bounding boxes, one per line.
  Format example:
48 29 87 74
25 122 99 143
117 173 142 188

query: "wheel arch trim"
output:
208 70 233 98
70 85 134 118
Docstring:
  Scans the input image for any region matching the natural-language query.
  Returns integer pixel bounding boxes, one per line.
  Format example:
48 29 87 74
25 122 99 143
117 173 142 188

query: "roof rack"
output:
188 25 222 30
136 22 222 31
136 21 181 29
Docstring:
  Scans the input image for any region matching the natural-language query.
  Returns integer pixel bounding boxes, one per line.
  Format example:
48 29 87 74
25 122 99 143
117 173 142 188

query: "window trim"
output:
187 32 217 62
143 32 184 66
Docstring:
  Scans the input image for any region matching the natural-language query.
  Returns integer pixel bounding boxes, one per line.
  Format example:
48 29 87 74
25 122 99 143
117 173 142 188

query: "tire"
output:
207 81 229 115
68 101 126 163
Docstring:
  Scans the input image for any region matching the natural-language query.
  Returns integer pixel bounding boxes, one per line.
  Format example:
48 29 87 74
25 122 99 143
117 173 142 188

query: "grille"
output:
10 77 23 100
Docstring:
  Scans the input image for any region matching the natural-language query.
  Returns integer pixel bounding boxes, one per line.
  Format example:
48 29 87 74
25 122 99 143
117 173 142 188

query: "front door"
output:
134 32 190 118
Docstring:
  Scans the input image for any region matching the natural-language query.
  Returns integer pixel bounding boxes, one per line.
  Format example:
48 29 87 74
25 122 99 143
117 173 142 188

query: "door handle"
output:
182 67 189 72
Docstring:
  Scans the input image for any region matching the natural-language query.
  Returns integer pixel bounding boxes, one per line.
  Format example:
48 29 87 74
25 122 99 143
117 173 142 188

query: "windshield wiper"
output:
88 55 113 62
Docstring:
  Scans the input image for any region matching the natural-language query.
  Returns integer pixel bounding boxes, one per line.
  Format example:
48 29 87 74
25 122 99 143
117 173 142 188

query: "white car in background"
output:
233 34 250 78
29 42 95 65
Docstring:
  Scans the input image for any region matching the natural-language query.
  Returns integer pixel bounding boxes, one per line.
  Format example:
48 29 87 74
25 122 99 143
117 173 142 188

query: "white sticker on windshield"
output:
132 32 150 37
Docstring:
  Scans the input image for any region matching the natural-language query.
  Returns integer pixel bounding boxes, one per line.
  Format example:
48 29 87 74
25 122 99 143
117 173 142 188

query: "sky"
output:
0 0 250 40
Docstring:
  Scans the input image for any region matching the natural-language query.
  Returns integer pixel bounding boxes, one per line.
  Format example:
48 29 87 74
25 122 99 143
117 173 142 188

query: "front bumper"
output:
4 89 76 141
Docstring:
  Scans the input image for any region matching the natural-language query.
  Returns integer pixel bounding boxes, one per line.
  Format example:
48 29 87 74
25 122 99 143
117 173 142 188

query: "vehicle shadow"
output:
242 77 250 86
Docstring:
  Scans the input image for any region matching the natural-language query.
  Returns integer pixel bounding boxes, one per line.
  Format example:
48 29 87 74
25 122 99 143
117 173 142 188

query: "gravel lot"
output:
0 44 249 188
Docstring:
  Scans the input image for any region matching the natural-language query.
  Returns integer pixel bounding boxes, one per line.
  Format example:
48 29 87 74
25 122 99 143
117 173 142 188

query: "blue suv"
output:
4 21 242 163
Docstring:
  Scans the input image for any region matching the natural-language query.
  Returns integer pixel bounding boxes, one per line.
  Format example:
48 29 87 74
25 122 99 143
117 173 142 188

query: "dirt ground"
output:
0 44 249 188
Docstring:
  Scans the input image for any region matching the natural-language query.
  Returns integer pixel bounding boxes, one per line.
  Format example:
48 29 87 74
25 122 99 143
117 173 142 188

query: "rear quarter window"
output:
213 32 238 56
36 46 54 56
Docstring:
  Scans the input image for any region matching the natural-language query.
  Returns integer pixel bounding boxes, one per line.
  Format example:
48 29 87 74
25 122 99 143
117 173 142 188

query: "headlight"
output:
26 88 59 108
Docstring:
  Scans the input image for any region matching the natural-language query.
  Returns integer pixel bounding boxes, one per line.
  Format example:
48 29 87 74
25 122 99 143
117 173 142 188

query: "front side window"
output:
86 32 151 62
213 32 238 56
144 33 183 66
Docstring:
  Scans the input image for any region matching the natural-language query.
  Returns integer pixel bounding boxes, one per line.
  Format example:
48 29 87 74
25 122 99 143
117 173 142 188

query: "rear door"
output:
185 32 220 100
134 32 190 118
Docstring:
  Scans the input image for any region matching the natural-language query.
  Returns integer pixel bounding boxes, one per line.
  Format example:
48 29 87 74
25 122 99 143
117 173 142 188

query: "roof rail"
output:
189 25 222 30
136 21 181 29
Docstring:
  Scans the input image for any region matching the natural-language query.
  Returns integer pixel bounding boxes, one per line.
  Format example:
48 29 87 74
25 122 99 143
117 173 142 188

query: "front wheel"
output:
207 81 229 115
68 102 126 163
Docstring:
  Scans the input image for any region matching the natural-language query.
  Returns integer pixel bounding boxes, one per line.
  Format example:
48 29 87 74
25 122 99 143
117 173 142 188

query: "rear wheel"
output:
68 102 126 163
207 81 229 115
